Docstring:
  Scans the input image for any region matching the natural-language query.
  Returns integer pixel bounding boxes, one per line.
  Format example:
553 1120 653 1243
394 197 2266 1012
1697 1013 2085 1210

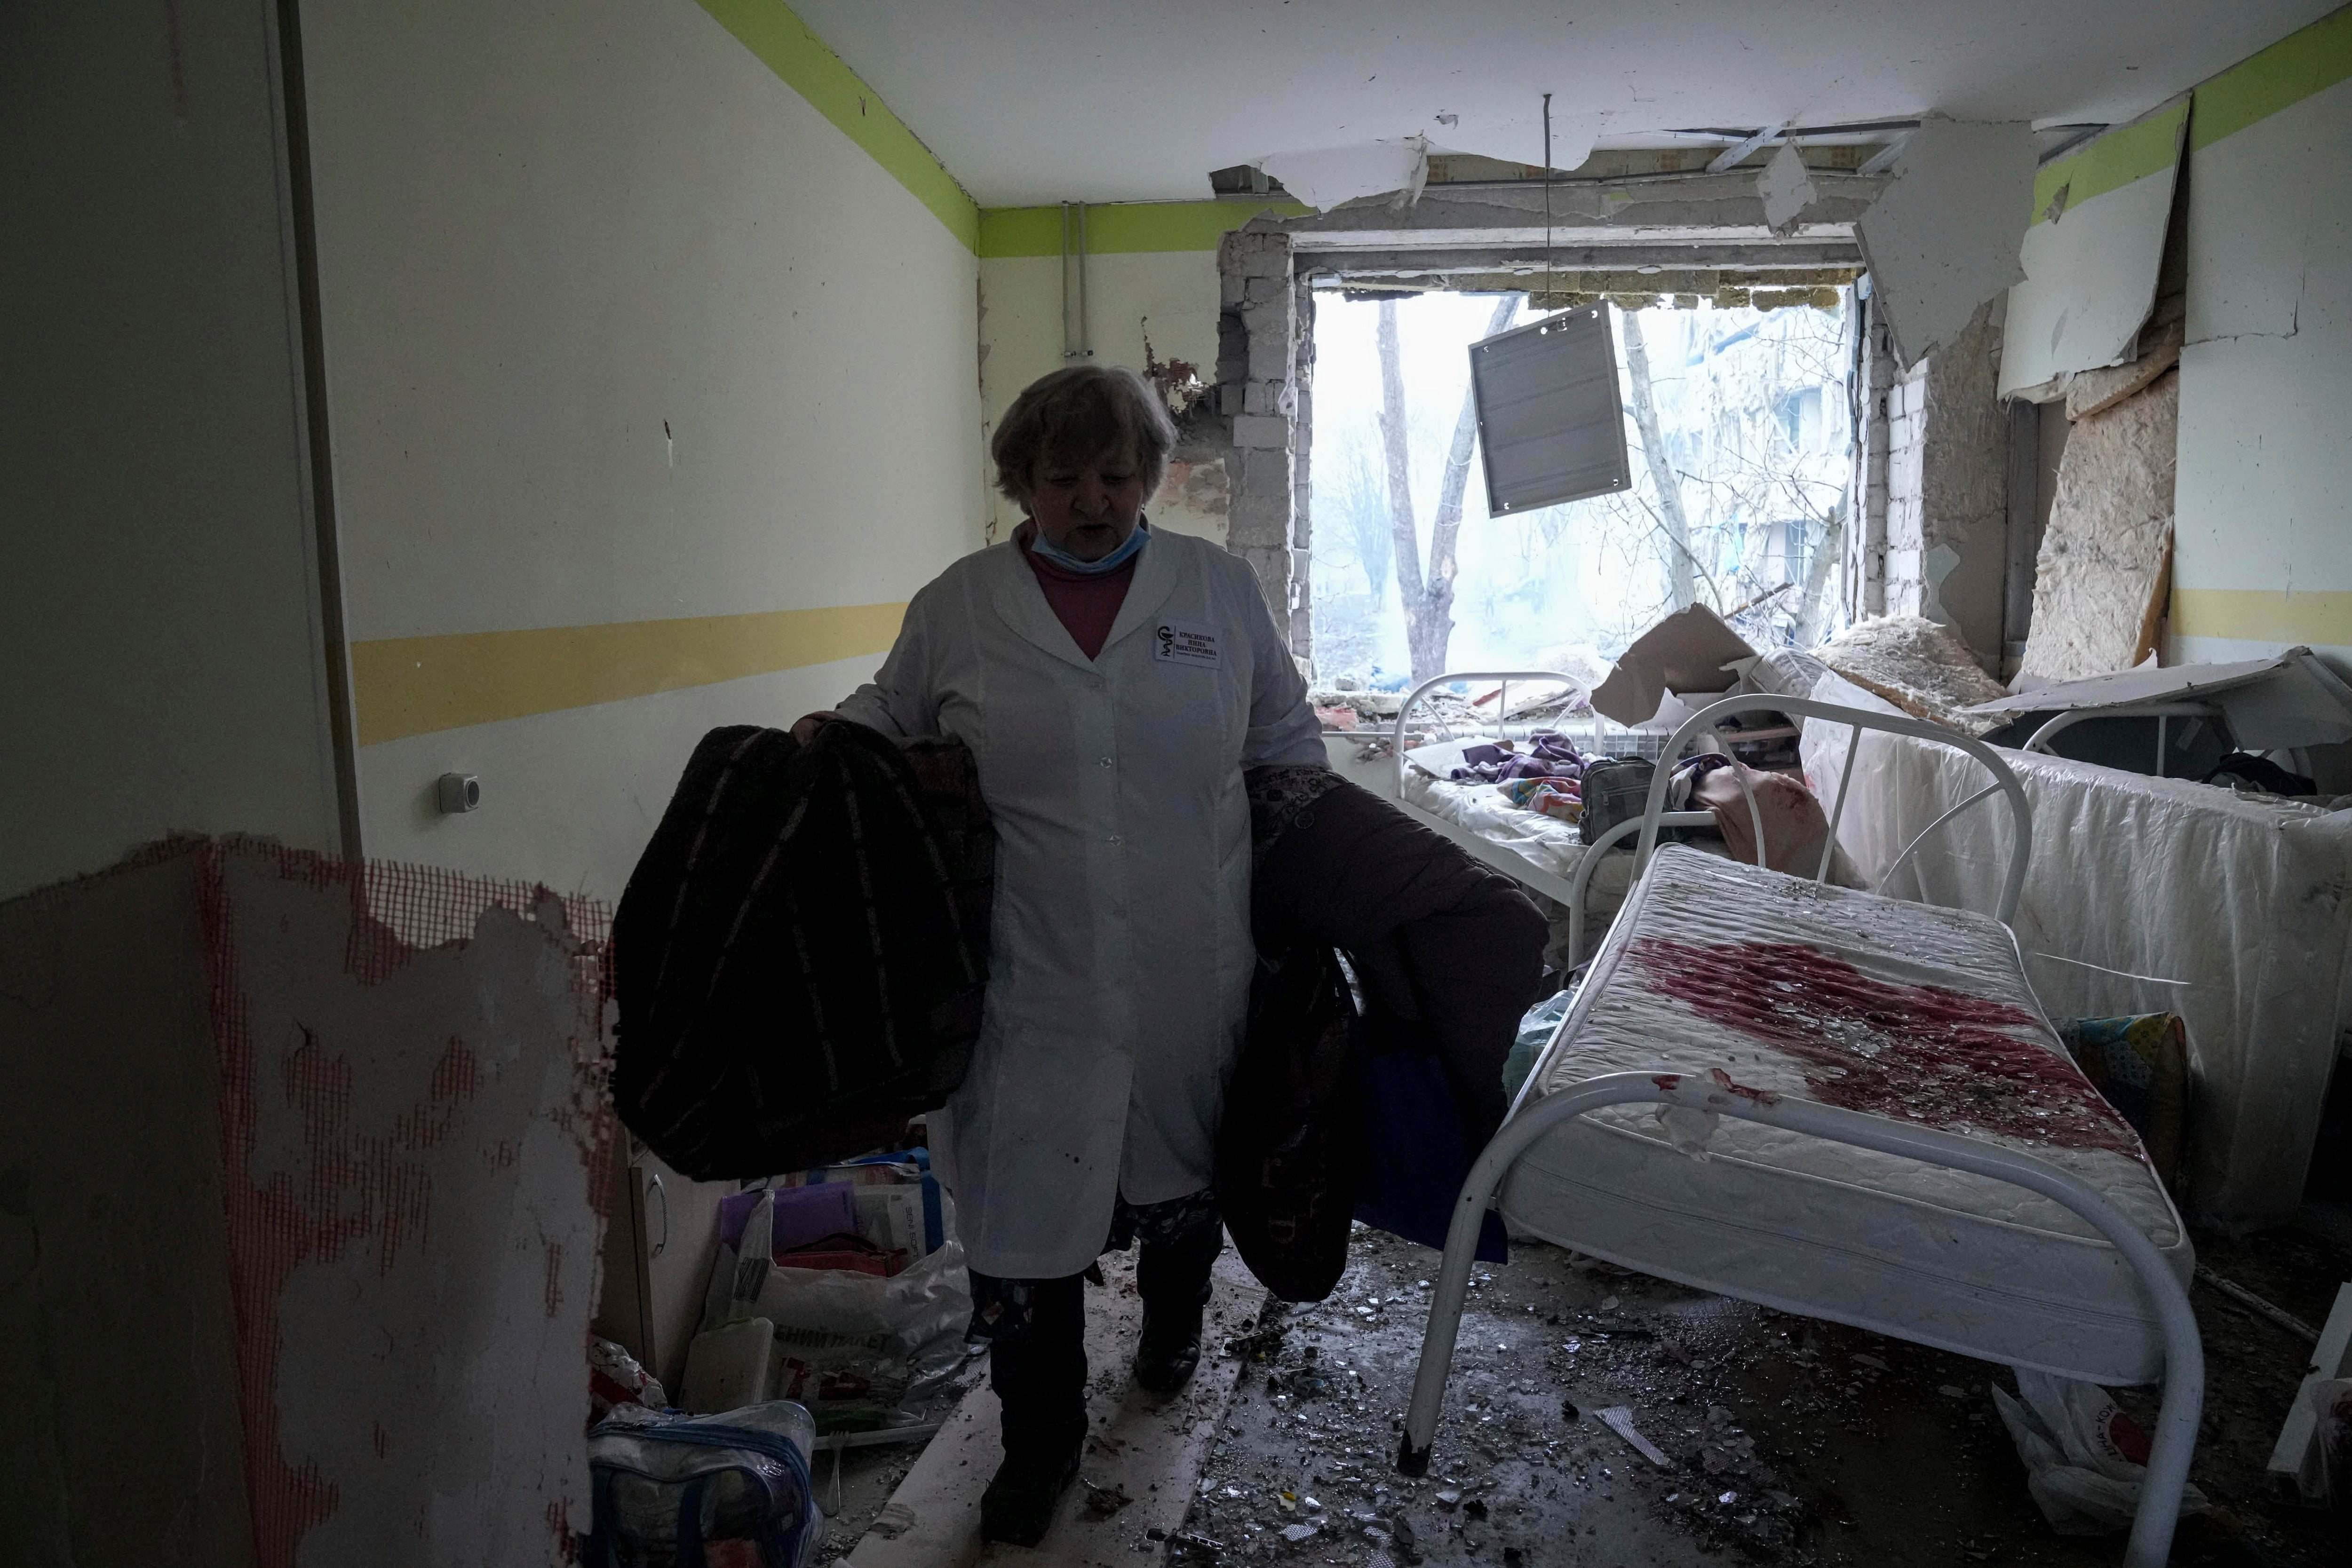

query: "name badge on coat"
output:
1153 622 1222 668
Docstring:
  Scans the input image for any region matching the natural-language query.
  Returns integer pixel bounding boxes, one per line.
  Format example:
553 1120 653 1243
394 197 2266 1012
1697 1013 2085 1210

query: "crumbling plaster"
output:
0 840 613 1568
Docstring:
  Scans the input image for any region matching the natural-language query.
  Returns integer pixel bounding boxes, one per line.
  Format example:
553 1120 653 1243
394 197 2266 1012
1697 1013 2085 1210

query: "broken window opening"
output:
1305 285 1858 689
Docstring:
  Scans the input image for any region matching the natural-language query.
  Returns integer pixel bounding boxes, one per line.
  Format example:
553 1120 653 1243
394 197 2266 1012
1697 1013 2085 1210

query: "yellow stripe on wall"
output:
351 603 905 745
2171 588 2352 647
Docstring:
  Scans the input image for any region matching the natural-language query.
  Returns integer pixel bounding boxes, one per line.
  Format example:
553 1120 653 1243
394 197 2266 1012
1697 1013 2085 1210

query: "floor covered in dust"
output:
815 1222 2348 1565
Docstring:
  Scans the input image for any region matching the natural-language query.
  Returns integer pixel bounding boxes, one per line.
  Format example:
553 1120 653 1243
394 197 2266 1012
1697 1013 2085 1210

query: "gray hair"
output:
990 365 1178 506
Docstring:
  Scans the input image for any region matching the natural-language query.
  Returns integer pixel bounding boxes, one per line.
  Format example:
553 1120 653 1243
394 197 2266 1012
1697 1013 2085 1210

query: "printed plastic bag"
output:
699 1220 974 1434
588 1401 821 1568
1991 1367 2206 1535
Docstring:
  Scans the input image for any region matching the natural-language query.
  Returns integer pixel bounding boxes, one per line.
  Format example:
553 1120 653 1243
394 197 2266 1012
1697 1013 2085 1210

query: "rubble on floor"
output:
1174 1224 2349 1566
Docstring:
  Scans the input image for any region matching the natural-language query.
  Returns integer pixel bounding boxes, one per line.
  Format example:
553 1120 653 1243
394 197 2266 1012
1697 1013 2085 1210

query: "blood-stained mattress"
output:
1504 845 2190 1384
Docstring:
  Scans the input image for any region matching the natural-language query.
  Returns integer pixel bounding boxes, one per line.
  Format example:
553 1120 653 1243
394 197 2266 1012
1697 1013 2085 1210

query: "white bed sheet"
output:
1505 845 2190 1385
1800 672 2352 1229
1320 735 1639 918
1398 771 1635 902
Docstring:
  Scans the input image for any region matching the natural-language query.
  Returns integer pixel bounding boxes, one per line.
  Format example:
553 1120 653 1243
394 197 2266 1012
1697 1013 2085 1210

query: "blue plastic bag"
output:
1354 1046 1509 1264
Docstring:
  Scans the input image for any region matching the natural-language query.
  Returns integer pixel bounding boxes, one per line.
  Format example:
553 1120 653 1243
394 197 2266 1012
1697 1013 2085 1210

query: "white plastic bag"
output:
1991 1367 2206 1535
700 1231 974 1429
2296 1377 2352 1509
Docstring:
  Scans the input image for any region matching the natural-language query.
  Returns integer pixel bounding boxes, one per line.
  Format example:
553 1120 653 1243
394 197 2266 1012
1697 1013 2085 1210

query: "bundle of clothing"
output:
611 722 994 1180
1450 731 1587 821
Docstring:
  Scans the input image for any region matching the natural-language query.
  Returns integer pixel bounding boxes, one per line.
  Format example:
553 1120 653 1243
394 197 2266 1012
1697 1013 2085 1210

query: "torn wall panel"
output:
2000 100 2190 397
1854 118 2036 367
2020 371 2180 682
0 839 615 1568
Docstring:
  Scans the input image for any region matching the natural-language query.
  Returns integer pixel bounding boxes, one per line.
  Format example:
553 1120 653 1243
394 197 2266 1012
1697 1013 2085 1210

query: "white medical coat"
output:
833 528 1324 1277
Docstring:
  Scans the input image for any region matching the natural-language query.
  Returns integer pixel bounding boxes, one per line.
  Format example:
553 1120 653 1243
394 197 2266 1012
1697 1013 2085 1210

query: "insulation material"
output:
2020 371 2179 683
1999 101 2190 397
0 838 616 1568
1803 691 2352 1227
1854 118 2037 366
2064 316 2183 420
1813 614 2008 733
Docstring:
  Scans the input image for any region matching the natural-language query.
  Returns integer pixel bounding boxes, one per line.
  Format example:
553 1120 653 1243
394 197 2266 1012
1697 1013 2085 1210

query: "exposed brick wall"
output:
1214 226 1308 654
1850 301 1897 619
1852 292 2011 670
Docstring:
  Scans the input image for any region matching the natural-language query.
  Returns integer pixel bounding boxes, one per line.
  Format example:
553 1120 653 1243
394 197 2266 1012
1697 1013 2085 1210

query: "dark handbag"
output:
1216 941 1367 1303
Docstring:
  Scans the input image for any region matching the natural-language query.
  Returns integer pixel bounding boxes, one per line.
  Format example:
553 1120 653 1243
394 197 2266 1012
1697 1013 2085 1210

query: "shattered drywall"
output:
1854 118 2036 367
1258 137 1435 211
1999 100 2189 397
1757 142 1818 237
2021 371 2180 682
0 839 615 1568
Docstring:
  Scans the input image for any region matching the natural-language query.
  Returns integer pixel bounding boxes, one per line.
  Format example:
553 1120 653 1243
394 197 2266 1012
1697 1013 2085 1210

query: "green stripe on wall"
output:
351 603 906 745
2191 2 2352 149
694 0 979 249
978 200 1312 258
2031 99 2189 226
2172 588 2352 648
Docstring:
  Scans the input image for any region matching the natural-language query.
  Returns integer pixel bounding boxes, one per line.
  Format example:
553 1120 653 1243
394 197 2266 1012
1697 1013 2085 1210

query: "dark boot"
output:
980 1274 1088 1546
1133 1212 1223 1394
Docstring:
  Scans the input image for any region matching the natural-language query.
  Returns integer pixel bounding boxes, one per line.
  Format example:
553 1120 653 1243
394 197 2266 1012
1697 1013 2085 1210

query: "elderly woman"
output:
793 365 1324 1544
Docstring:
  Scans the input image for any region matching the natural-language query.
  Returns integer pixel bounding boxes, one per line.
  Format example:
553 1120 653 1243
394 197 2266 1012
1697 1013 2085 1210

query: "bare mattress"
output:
1505 846 2190 1384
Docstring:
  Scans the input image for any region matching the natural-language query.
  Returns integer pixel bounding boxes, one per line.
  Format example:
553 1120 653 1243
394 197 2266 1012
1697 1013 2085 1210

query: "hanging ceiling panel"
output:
1469 305 1632 516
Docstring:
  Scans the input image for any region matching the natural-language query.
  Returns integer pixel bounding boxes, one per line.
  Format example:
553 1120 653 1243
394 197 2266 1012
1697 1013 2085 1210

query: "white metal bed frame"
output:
1399 694 2205 1568
1386 671 1767 956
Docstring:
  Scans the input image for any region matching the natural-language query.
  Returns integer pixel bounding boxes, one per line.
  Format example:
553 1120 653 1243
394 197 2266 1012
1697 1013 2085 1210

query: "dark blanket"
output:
1253 772 1549 1146
1217 768 1548 1299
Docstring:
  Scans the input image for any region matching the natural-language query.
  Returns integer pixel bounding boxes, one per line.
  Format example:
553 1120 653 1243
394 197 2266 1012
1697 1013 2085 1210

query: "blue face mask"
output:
1029 519 1149 576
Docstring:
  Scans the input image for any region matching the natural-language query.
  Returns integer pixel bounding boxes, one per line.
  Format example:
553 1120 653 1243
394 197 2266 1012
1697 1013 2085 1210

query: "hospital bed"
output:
1396 694 2204 1568
1328 670 1741 952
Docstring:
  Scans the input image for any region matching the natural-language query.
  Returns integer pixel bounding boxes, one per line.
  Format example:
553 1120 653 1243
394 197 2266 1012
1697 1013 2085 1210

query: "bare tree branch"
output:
1621 311 1696 610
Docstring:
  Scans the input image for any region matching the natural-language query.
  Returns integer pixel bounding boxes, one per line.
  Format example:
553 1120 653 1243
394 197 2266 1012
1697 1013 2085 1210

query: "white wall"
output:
980 249 1225 542
0 0 345 899
2173 66 2352 663
302 0 985 896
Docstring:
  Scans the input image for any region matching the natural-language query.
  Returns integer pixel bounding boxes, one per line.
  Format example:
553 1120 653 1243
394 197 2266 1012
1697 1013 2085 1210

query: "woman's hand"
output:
789 710 843 744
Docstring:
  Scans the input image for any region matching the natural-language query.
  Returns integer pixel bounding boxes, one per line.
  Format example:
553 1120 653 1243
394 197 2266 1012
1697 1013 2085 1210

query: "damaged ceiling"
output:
785 0 2339 206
